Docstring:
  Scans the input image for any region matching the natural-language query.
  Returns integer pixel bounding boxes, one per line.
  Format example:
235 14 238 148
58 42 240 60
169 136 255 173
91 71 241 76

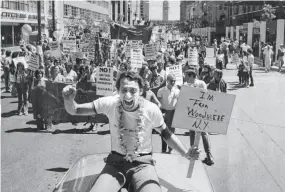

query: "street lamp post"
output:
52 0 56 40
37 0 41 44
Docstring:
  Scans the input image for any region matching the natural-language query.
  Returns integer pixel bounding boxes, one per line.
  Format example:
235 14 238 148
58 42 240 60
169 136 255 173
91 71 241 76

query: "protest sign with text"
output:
145 44 157 60
172 86 235 177
187 48 198 66
172 86 235 134
27 54 39 71
49 41 61 58
165 64 183 86
13 57 28 69
96 67 114 96
62 36 77 53
131 49 143 69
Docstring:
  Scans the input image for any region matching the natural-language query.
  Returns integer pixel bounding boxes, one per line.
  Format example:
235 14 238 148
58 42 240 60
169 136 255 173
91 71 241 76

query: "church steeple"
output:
163 0 169 21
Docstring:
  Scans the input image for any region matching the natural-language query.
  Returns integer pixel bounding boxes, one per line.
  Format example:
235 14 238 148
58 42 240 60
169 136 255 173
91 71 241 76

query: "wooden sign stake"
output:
187 131 201 178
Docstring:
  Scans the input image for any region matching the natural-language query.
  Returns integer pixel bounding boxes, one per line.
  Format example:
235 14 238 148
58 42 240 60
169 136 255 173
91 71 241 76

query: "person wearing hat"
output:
183 69 214 166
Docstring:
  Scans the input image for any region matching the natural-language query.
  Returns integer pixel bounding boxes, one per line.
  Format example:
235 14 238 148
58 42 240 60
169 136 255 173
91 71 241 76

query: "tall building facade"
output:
140 0 149 21
1 0 49 47
59 0 110 35
163 0 169 21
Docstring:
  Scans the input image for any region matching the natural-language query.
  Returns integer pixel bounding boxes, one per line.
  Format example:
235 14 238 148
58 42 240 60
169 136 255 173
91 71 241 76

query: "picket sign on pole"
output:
172 86 236 178
187 132 201 178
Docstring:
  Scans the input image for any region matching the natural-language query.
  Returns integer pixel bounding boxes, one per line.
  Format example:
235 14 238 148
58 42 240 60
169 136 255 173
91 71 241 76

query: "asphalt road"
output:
1 47 285 192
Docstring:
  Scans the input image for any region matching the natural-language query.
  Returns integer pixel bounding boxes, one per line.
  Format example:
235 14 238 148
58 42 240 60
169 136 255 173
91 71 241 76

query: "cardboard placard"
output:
188 48 198 66
62 36 77 53
27 54 39 71
13 57 28 69
96 67 114 96
165 64 183 86
131 49 143 69
145 44 157 60
49 41 61 58
172 86 236 134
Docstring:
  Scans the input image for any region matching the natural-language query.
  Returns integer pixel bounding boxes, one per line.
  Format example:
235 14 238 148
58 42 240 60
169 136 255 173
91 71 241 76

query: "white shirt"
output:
157 86 180 110
65 69 77 82
247 54 254 68
183 79 207 90
93 95 164 155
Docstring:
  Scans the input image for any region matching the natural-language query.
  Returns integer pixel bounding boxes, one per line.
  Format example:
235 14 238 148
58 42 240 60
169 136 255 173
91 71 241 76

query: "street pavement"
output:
1 48 285 192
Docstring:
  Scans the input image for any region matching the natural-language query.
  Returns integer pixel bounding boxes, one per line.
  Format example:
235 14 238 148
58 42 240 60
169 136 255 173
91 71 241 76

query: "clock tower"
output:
163 0 169 21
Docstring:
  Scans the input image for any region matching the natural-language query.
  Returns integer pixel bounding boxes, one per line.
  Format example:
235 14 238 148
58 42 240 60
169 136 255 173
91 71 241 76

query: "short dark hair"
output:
11 51 19 59
115 71 144 91
5 50 12 57
185 69 197 78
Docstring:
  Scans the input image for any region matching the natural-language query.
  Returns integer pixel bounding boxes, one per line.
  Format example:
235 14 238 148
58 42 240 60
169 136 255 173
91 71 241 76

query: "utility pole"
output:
37 0 41 44
52 0 56 40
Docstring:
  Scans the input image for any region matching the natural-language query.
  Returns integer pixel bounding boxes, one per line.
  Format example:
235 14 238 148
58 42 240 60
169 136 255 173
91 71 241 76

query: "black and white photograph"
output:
1 0 285 191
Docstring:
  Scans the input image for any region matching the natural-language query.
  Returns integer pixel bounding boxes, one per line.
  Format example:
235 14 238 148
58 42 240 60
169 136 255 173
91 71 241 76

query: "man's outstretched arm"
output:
63 84 96 116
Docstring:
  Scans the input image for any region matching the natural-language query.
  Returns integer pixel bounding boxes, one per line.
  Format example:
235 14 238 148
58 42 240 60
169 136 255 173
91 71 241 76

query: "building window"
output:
64 4 68 16
71 6 77 17
80 8 85 16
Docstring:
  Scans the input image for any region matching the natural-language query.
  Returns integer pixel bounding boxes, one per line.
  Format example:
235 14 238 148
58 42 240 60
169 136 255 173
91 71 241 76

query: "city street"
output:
1 47 285 192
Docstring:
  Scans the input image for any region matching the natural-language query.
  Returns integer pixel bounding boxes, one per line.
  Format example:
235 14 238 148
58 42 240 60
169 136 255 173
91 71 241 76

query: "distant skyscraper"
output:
140 0 149 21
163 0 169 21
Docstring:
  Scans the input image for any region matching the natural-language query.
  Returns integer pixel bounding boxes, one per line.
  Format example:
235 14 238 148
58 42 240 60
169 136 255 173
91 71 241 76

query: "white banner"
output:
96 67 114 96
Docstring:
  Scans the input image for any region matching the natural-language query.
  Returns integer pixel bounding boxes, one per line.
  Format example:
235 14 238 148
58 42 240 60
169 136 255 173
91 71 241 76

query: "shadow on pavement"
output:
5 127 52 133
10 101 18 103
26 120 37 125
46 167 69 173
1 95 16 99
96 130 111 135
1 110 18 118
51 128 99 135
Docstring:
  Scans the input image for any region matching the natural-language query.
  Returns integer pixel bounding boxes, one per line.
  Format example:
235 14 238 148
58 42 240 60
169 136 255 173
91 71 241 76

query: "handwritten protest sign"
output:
96 67 114 96
172 86 235 133
13 57 28 69
131 49 143 69
62 36 77 53
27 54 39 71
125 44 131 58
188 48 198 66
49 41 61 58
80 42 95 61
172 86 235 177
145 44 157 60
165 64 183 86
130 40 143 49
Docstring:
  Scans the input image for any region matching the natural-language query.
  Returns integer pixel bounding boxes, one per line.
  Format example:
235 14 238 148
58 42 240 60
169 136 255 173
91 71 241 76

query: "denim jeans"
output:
17 83 28 113
189 131 211 154
90 152 161 192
